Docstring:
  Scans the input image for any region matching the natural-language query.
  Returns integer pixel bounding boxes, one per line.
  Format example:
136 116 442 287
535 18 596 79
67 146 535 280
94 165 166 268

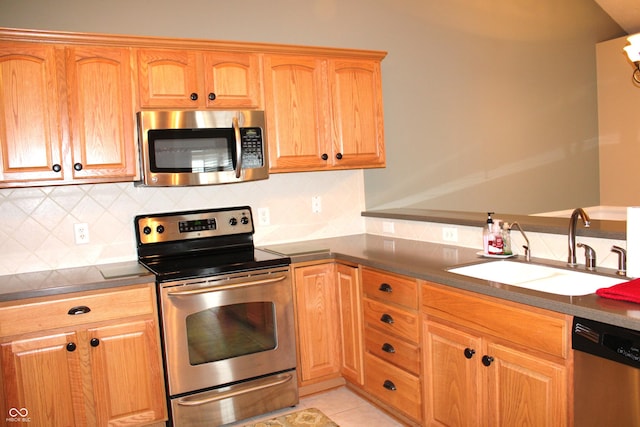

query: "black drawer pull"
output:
90 338 100 347
383 380 397 391
381 343 396 354
464 348 476 359
67 306 91 315
66 342 76 352
379 283 393 293
380 313 394 324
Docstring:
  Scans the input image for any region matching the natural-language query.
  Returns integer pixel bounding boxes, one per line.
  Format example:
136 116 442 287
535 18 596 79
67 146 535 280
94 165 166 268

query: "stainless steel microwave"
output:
136 110 269 186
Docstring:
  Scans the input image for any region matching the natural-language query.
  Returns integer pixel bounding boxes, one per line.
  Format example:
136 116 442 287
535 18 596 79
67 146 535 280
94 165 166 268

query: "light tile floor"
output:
226 386 405 426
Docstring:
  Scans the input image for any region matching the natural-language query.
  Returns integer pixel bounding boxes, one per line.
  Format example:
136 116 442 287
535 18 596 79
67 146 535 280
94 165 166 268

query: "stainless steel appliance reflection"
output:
135 206 297 426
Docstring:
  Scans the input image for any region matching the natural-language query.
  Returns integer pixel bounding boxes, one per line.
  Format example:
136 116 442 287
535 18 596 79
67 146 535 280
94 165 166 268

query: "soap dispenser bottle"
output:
483 212 494 254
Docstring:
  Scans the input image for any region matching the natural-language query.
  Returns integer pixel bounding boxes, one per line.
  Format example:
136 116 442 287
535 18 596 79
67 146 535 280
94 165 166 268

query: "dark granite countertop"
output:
2 233 638 333
0 261 153 302
263 234 640 331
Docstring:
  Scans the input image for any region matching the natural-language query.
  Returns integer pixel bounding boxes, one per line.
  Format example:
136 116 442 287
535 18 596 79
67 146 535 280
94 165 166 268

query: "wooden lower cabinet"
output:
0 283 167 426
293 261 364 392
422 282 571 427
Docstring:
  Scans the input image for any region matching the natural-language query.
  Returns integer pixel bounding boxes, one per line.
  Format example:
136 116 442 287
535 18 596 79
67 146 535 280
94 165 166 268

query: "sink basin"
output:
448 261 627 296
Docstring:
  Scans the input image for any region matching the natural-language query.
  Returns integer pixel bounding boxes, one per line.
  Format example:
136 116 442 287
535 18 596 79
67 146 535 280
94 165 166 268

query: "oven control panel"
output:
135 206 254 245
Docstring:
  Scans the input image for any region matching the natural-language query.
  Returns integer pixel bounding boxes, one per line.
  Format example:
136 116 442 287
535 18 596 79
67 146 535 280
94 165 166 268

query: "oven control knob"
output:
156 225 165 234
229 217 238 226
241 216 249 225
143 226 152 235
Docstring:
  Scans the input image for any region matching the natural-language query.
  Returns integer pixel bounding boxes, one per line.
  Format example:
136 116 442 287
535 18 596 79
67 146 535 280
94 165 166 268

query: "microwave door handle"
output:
233 116 242 178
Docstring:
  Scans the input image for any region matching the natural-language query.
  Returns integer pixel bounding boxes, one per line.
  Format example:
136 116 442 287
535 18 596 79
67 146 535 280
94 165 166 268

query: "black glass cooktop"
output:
140 248 290 283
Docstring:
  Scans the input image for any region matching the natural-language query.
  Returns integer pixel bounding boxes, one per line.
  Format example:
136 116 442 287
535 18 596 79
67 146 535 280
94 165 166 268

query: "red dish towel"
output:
596 278 640 303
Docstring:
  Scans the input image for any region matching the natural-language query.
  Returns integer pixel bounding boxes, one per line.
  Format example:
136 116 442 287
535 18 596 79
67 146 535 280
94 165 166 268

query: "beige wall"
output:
597 35 640 206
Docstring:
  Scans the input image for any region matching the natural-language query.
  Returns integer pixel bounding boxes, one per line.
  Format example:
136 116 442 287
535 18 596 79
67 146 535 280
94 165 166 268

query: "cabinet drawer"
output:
0 284 156 338
422 282 569 359
364 352 422 422
365 326 420 375
364 298 419 343
362 267 418 309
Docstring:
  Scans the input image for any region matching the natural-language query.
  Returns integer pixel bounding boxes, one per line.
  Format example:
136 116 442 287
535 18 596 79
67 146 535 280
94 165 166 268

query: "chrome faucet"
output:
567 208 590 267
509 222 531 262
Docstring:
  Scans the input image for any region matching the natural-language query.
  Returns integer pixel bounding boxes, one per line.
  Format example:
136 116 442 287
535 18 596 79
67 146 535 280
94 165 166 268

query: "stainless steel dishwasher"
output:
573 317 640 426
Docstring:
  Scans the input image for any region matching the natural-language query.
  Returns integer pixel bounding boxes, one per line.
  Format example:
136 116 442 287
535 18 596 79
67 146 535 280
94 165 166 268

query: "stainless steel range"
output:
135 206 298 426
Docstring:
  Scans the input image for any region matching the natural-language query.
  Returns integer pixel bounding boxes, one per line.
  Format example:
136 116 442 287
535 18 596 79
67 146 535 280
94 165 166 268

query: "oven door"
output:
159 267 296 396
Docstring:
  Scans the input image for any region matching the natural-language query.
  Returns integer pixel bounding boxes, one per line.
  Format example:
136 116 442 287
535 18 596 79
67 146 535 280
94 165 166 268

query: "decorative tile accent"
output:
0 170 366 276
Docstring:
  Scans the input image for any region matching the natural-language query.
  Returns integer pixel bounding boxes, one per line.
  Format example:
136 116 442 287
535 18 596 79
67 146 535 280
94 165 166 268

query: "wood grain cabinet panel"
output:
421 281 570 426
137 48 261 109
65 45 137 180
0 42 65 183
0 283 167 426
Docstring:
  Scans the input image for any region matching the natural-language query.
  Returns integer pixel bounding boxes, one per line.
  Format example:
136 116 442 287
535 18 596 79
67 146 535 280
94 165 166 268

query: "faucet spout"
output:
568 208 590 267
509 222 531 262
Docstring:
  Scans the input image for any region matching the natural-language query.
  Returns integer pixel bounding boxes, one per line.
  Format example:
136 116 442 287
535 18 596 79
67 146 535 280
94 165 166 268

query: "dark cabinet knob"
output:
190 93 198 101
66 342 76 352
464 348 476 359
381 343 396 354
208 92 216 101
336 153 343 160
90 338 100 347
378 283 392 293
52 164 62 173
67 305 91 315
73 163 83 171
482 355 494 366
380 313 394 324
321 153 329 161
383 380 397 391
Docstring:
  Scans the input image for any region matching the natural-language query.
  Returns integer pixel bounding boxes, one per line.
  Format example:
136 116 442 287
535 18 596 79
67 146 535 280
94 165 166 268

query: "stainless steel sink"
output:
448 260 627 296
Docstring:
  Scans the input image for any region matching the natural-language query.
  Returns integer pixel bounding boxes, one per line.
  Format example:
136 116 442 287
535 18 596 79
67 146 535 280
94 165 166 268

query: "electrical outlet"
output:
311 196 322 214
74 223 90 244
442 227 458 242
257 207 270 226
383 221 395 233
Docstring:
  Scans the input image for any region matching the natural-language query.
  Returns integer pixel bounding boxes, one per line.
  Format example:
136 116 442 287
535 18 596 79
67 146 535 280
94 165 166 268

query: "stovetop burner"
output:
134 206 290 282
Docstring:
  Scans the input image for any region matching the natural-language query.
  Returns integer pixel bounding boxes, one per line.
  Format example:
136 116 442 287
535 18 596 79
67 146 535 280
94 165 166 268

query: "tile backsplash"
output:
0 170 366 276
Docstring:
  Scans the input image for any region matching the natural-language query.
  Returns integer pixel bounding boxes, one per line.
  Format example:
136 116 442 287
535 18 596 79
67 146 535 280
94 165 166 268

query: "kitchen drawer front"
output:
362 267 418 310
422 282 569 359
0 284 156 338
364 352 422 422
365 326 420 375
363 298 419 344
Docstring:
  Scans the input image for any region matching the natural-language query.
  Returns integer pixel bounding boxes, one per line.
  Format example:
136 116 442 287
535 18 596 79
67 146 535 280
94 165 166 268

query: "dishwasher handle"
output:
572 316 640 370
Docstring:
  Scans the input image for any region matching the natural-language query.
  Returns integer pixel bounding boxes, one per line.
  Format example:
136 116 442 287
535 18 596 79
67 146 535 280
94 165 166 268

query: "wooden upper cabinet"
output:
65 46 137 180
329 59 385 169
264 54 385 172
137 48 261 109
0 42 65 183
263 54 330 171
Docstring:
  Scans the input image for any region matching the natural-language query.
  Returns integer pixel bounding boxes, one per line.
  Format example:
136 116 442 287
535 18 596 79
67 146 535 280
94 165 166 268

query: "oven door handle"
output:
167 274 287 296
176 373 294 407
233 116 242 179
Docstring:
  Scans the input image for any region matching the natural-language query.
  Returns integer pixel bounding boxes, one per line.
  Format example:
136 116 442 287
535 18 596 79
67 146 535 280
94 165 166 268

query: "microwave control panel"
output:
241 128 264 168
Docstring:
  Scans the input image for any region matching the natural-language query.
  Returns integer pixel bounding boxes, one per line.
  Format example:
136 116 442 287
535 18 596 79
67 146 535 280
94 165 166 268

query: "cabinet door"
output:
424 320 482 427
87 319 166 426
485 342 567 427
263 55 331 171
0 332 86 426
137 48 200 108
202 52 262 108
336 263 363 385
293 263 341 382
65 46 137 180
0 42 65 184
328 58 385 169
